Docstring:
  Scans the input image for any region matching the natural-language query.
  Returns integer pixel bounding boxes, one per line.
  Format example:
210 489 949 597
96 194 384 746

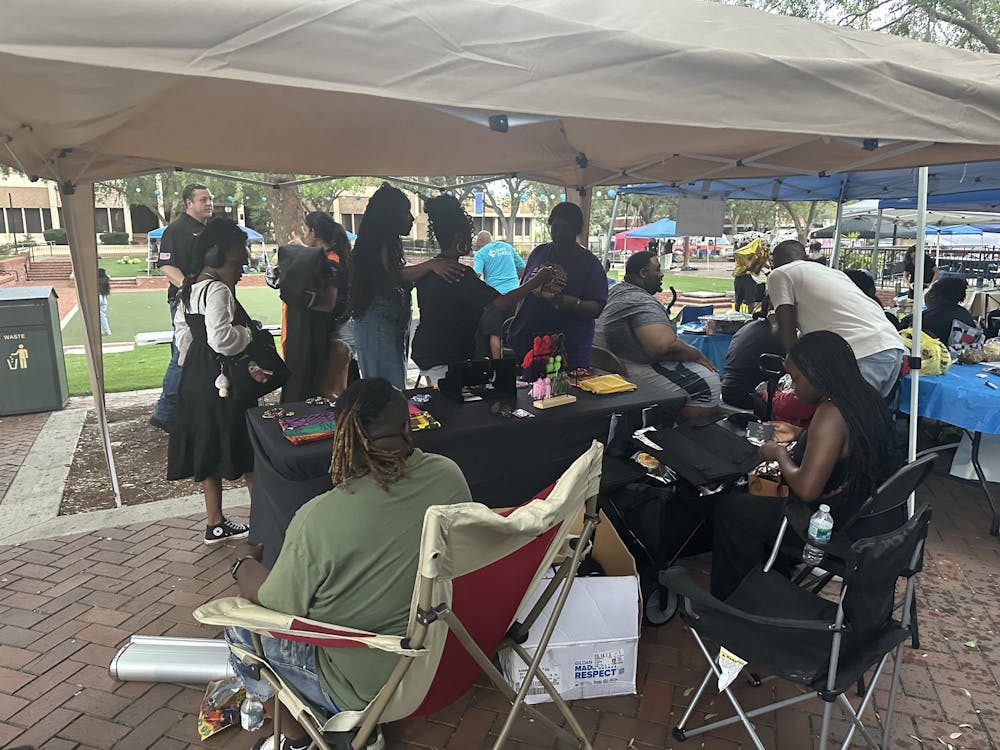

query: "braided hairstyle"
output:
424 194 474 256
329 378 410 489
178 218 247 308
787 331 901 501
348 183 412 318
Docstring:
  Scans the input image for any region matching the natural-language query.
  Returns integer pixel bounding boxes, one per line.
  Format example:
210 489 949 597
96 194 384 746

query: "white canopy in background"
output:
3 0 1000 501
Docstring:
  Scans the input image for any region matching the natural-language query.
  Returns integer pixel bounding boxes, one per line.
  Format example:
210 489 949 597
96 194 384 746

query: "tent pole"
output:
62 183 122 508
908 167 929 517
870 207 882 279
830 180 848 268
603 193 621 267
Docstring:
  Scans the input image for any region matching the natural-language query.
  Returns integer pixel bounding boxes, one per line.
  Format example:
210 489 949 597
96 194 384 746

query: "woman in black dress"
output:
281 212 353 401
167 219 257 544
710 331 901 599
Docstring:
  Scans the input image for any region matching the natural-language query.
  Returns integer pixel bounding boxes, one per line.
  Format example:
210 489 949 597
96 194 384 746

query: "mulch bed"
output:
60 404 246 514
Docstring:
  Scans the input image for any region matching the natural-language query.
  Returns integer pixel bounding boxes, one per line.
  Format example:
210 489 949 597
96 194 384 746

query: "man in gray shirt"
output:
595 251 721 420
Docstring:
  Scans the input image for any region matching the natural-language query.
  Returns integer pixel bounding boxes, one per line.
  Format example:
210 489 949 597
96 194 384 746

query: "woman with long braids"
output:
710 330 902 599
348 183 464 389
282 211 353 401
410 194 550 383
224 378 472 750
167 218 256 544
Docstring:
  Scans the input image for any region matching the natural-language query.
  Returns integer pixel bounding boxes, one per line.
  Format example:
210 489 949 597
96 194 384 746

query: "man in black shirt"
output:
720 309 782 409
150 184 214 431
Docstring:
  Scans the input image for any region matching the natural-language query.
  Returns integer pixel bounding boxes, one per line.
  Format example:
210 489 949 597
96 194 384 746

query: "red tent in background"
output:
613 230 654 253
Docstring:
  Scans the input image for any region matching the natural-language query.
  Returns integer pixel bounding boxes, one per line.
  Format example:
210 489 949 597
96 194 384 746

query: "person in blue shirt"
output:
473 231 525 293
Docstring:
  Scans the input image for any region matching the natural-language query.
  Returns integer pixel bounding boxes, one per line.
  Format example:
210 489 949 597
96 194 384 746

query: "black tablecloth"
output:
247 383 684 566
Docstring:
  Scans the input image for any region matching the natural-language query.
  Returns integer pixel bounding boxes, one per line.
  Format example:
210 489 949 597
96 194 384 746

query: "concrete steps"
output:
26 258 73 281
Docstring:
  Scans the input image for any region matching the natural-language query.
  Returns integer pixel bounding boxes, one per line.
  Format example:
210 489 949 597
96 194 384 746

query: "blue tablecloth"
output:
899 364 1000 435
678 332 733 375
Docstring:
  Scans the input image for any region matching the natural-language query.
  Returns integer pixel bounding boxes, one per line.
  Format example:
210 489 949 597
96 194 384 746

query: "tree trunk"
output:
265 175 305 244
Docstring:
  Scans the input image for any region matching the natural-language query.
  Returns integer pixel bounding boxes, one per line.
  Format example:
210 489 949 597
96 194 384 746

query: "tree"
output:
723 0 999 53
780 201 822 243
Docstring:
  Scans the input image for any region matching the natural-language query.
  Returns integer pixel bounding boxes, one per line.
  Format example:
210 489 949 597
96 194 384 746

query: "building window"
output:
110 208 126 233
24 208 43 234
515 218 532 236
57 207 64 227
5 208 24 234
0 209 5 233
94 208 111 234
341 213 364 234
41 209 52 230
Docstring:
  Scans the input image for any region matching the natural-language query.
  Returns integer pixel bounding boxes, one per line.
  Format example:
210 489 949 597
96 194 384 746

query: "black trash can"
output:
0 286 69 415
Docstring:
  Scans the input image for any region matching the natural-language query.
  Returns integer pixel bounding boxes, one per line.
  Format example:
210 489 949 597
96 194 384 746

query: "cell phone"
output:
747 422 774 443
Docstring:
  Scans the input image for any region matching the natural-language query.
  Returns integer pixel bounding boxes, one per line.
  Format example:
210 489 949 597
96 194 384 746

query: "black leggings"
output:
711 492 800 600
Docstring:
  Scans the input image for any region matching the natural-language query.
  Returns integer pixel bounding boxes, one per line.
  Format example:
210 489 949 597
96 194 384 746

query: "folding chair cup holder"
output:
195 442 607 750
663 503 933 750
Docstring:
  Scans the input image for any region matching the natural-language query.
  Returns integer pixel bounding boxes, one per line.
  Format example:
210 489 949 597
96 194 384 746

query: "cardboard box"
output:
500 511 640 704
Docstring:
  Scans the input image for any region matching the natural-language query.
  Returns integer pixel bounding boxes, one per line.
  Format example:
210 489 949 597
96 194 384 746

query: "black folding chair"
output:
590 346 629 376
776 453 937 651
664 505 933 750
757 353 784 422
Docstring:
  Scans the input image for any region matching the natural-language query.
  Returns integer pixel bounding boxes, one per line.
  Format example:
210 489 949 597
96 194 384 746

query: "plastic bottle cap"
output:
819 504 830 512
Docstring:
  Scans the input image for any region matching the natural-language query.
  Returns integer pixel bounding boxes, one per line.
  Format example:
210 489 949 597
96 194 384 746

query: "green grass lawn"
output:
99 256 162 277
65 346 172 395
62 287 284 346
606 269 732 294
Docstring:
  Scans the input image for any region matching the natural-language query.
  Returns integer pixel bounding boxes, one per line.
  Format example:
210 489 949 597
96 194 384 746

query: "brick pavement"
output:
0 466 998 749
0 412 48 502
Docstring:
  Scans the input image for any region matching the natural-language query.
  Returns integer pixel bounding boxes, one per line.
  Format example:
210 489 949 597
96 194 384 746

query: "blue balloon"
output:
521 193 529 200
325 195 332 200
153 189 161 196
261 196 267 202
447 190 453 196
559 193 566 200
607 188 617 198
355 195 361 200
226 195 234 202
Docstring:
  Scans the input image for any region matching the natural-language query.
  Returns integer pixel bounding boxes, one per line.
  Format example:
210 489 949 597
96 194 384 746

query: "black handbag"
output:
221 298 289 400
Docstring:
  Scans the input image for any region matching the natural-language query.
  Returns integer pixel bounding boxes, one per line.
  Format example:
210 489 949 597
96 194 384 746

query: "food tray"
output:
698 313 753 335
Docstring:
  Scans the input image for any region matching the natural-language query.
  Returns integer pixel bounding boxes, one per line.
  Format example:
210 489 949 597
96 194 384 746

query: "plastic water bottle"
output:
240 693 265 732
802 504 834 566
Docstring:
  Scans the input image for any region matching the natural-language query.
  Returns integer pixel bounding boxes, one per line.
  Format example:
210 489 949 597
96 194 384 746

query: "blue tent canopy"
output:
624 218 678 238
924 224 982 235
618 161 1000 203
881 188 1000 212
147 223 265 242
973 223 1000 232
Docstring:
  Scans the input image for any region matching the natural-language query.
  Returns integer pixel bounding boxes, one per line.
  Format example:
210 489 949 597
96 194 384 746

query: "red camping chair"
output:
195 441 605 750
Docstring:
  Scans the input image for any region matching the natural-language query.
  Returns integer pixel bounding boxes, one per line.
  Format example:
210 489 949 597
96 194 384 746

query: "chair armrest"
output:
194 597 423 655
660 568 845 633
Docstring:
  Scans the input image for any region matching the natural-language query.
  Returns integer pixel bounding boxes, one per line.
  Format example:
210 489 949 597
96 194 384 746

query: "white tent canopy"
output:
5 0 1000 187
3 0 1000 501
